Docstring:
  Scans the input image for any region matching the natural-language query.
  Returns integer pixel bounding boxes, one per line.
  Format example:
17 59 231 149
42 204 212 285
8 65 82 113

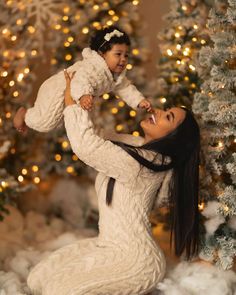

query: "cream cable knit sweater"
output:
25 48 144 132
27 105 172 295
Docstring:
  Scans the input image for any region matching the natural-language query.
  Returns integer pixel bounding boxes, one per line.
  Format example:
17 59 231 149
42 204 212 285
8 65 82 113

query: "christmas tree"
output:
193 0 236 270
154 0 212 109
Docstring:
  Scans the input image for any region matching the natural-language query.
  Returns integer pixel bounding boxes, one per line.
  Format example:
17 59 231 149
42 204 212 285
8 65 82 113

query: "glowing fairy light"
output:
176 60 181 65
66 166 74 173
6 112 11 119
22 168 28 175
189 64 196 71
27 26 36 33
18 175 24 182
62 141 69 149
193 24 198 30
198 202 205 211
182 5 187 11
17 73 24 82
118 101 125 107
68 36 74 42
93 22 100 28
63 6 70 13
111 108 118 114
93 4 99 10
16 19 23 25
132 0 139 5
103 93 110 100
184 76 189 81
234 138 236 143
31 50 37 56
132 131 139 137
108 10 115 15
1 181 8 188
1 71 8 77
201 39 206 45
160 97 167 103
82 27 89 34
63 28 70 34
106 20 113 26
224 205 229 212
167 49 173 56
132 49 139 55
126 64 133 70
175 32 180 38
116 125 123 131
32 165 39 172
34 177 40 184
9 80 15 87
218 141 224 148
62 15 69 21
65 54 72 61
11 35 17 41
113 16 119 22
192 37 197 42
55 154 62 161
64 41 70 47
72 155 78 161
129 110 136 117
2 28 10 35
176 44 181 50
24 68 30 74
13 91 19 97
54 24 61 30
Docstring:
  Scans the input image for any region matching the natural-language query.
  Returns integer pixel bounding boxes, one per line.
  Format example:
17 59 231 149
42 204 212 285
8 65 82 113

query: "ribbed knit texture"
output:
27 105 170 294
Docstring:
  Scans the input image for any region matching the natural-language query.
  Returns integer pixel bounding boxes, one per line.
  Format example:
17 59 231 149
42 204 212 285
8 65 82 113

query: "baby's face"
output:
101 44 129 74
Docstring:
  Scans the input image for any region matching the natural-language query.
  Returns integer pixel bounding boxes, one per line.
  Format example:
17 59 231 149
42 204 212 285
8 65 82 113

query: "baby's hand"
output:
138 98 153 112
80 95 94 111
13 107 28 134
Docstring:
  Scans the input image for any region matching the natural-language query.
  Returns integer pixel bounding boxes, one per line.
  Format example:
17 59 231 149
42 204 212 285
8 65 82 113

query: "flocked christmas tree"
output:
0 0 148 217
193 0 236 270
154 0 212 109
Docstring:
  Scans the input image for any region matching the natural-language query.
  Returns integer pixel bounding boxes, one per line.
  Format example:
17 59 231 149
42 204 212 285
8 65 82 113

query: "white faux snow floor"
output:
0 205 235 295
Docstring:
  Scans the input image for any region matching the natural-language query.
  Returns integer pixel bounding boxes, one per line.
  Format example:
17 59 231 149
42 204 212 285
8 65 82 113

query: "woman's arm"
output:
63 70 140 183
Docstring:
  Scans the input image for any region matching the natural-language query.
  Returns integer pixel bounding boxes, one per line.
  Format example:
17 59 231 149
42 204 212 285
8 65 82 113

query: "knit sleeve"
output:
114 77 145 110
63 104 140 183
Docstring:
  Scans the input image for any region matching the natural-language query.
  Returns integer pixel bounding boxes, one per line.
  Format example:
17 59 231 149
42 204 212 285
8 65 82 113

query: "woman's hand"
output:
64 69 76 107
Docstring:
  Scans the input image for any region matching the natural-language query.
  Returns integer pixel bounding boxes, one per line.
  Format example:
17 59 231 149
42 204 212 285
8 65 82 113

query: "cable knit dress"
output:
27 104 171 295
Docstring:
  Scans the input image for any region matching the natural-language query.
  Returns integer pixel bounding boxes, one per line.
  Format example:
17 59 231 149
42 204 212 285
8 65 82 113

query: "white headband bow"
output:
99 29 124 49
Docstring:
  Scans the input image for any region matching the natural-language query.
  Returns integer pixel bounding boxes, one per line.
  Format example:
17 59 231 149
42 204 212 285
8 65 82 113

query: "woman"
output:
27 71 200 295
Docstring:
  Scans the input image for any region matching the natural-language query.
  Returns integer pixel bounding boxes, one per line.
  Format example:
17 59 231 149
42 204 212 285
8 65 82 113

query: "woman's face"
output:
141 107 186 142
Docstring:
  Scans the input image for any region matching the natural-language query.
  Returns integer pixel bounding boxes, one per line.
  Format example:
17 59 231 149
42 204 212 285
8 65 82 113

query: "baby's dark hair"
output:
89 26 131 53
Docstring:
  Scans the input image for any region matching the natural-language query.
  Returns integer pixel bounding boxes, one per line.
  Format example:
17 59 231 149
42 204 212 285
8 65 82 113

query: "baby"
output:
13 26 152 133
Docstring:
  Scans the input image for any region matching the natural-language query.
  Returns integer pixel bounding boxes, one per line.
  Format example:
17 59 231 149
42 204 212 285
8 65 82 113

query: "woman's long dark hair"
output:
106 108 200 260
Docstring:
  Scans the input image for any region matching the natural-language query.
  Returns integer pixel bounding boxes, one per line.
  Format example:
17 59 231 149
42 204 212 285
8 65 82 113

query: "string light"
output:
132 0 139 5
63 6 70 13
218 141 224 148
64 41 70 47
54 24 61 30
189 64 196 71
21 168 28 175
31 50 37 56
126 64 133 70
160 97 167 103
66 166 74 173
176 44 181 50
193 24 198 30
132 49 139 55
116 124 123 131
175 32 180 38
63 28 70 34
68 36 74 42
118 101 125 107
18 175 24 182
27 26 36 34
108 10 115 15
9 80 15 87
112 16 119 22
198 202 205 211
62 141 69 149
82 27 89 34
55 154 62 161
17 73 24 82
111 108 118 114
103 93 110 100
1 181 8 188
182 5 187 11
106 20 113 26
24 68 30 74
1 71 8 77
13 91 19 97
16 19 23 25
65 54 72 61
72 155 78 161
201 39 206 45
129 110 136 117
93 4 99 10
62 15 69 21
132 131 139 136
192 37 197 42
32 165 39 172
34 177 40 184
6 112 11 119
167 49 173 56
